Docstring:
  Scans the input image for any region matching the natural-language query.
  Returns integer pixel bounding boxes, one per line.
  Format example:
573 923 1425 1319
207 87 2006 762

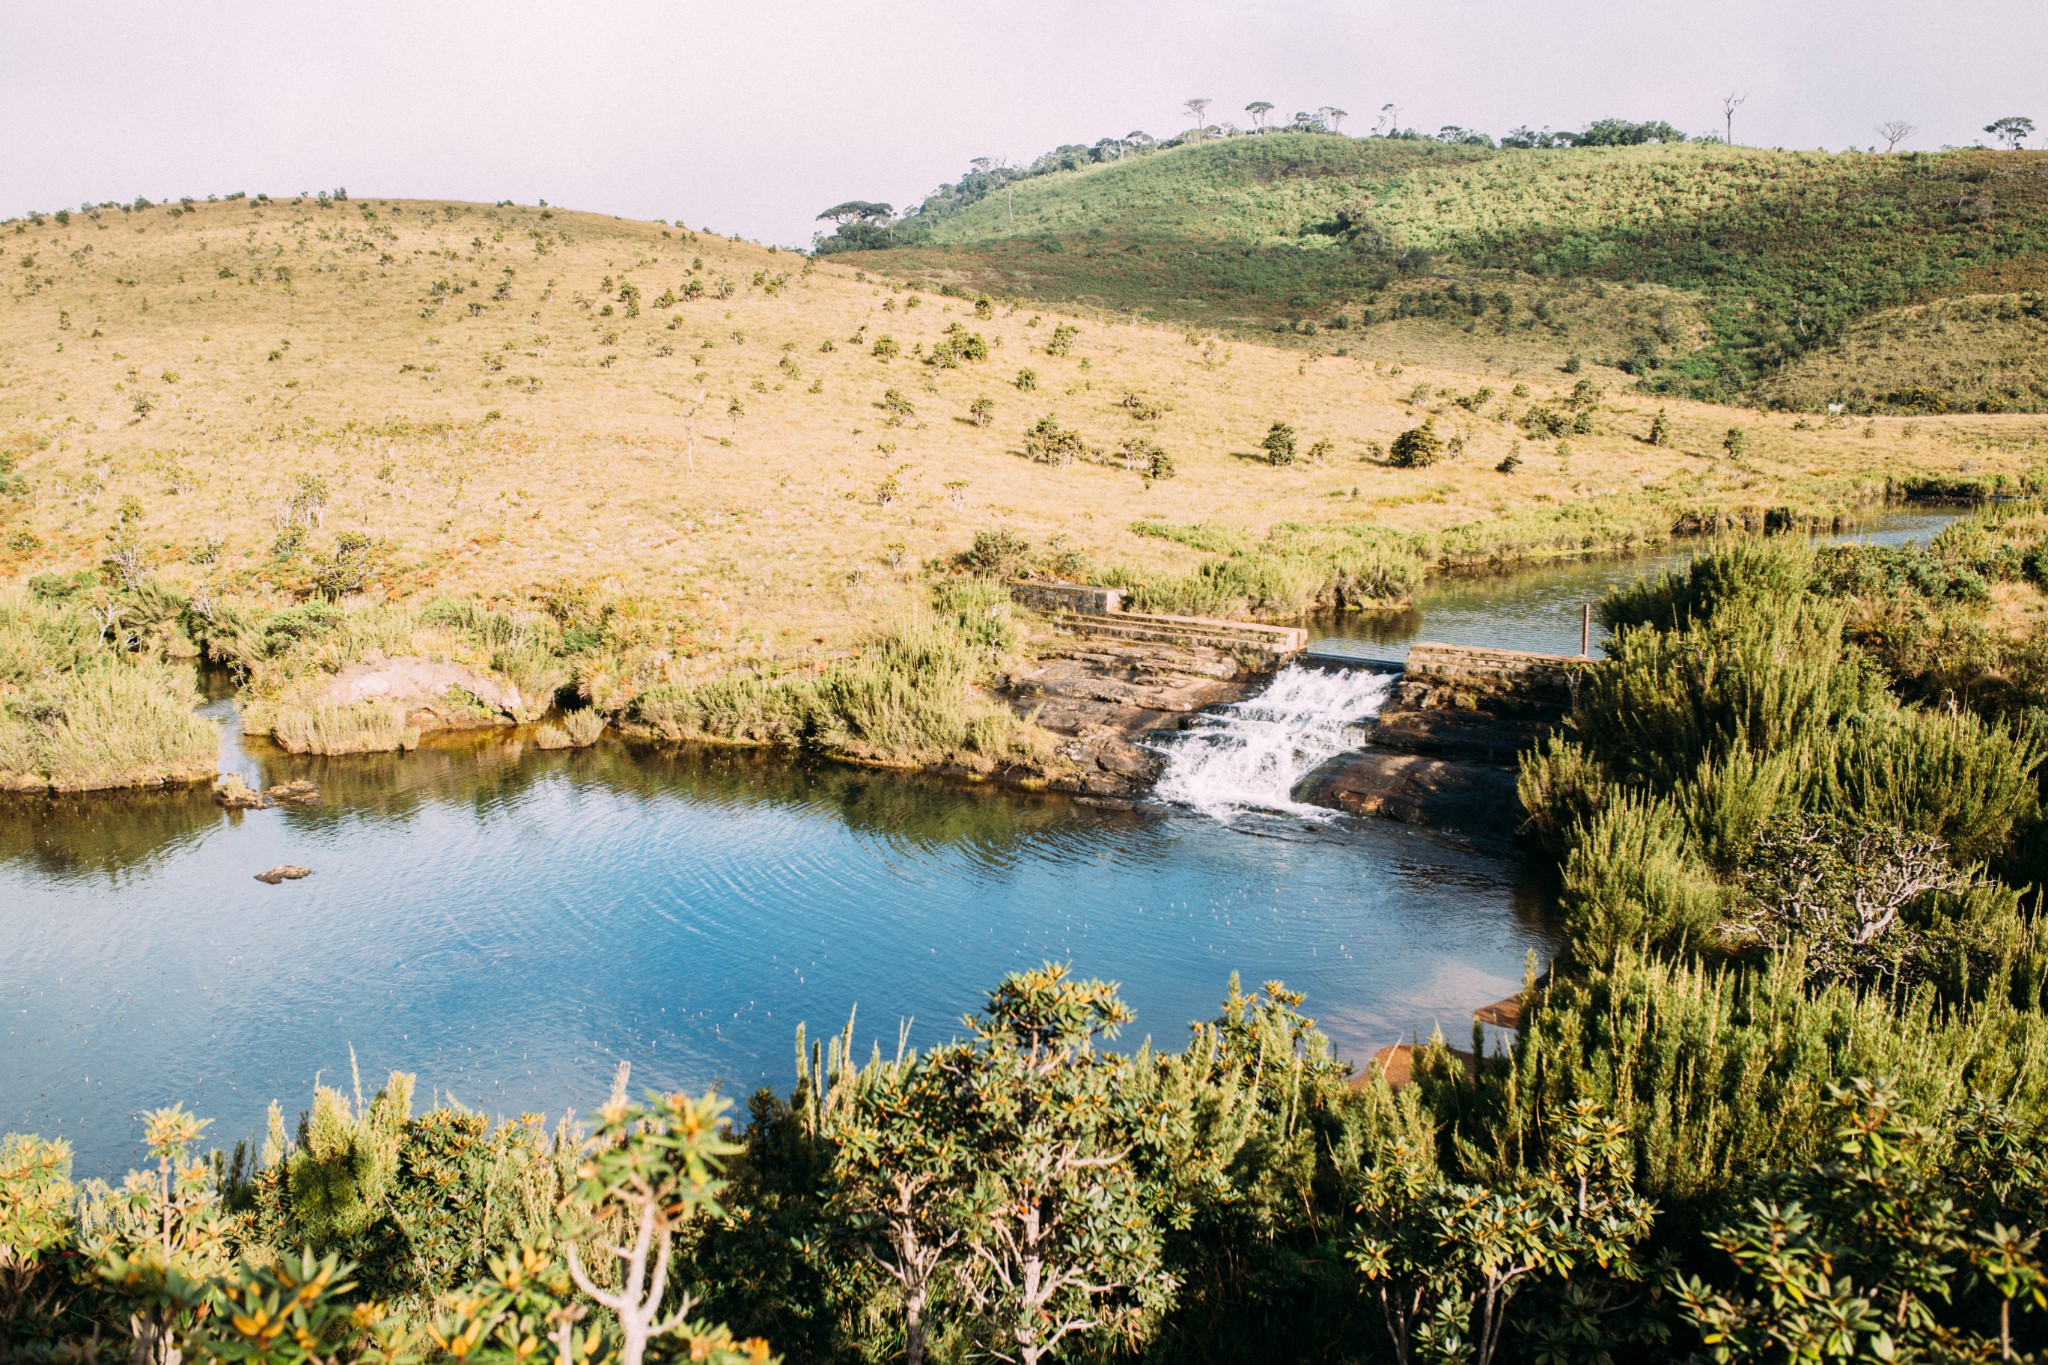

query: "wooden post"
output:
1581 603 1592 657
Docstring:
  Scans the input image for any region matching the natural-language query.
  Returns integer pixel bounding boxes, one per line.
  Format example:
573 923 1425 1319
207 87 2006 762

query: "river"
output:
0 512 1954 1173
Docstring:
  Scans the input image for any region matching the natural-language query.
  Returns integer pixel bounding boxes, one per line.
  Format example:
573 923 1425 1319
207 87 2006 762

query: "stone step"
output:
1057 621 1290 656
1050 613 1306 656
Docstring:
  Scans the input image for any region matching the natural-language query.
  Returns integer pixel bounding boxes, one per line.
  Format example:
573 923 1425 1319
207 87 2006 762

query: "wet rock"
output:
1367 708 1549 765
1298 751 1520 837
265 780 320 805
254 865 312 884
215 774 265 810
997 639 1264 797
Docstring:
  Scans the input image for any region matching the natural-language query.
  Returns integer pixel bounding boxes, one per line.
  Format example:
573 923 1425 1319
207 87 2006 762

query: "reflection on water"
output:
3 509 1966 1173
1304 509 1961 665
1 704 1552 1174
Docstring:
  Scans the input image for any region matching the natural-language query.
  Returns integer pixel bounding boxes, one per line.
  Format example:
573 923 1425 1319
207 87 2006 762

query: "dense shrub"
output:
1259 421 1296 465
1388 420 1445 467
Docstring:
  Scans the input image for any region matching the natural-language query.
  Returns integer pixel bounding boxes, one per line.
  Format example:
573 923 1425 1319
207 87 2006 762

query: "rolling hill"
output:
830 133 2048 412
3 191 2043 788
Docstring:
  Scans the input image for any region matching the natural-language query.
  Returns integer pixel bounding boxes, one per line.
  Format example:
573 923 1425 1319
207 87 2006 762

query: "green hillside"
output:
834 133 2048 411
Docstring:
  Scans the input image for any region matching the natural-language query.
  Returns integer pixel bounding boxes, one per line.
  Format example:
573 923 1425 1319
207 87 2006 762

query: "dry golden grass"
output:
3 194 2044 679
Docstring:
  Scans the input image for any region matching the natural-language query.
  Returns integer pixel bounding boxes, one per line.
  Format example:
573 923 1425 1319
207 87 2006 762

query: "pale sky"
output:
3 0 2042 246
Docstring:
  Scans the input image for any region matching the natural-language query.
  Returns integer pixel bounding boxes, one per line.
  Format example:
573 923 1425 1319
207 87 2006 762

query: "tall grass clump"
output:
0 589 215 791
626 582 1034 768
1111 529 1425 619
256 700 419 756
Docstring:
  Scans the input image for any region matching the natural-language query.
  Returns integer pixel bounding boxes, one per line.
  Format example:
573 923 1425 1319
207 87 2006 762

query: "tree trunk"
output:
905 1288 926 1365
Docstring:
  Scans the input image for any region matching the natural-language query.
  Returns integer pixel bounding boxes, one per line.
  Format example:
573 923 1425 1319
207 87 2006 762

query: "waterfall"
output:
1154 664 1396 818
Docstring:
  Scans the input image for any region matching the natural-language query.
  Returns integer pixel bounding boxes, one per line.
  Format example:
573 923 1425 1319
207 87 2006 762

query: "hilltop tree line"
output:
6 509 2048 1363
813 118 1709 253
813 109 2036 254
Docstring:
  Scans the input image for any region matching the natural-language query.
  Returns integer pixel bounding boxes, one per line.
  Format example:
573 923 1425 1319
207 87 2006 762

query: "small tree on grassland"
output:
1261 422 1297 466
1022 416 1093 466
1389 421 1445 468
1986 116 2035 150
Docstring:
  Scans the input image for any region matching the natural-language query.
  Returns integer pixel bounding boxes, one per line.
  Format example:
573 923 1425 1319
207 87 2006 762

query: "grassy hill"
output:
2 192 2042 788
837 134 2048 411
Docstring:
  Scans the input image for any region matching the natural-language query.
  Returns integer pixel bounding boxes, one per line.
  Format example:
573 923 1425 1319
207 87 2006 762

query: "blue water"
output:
0 726 1548 1174
8 512 1955 1174
1303 509 1960 664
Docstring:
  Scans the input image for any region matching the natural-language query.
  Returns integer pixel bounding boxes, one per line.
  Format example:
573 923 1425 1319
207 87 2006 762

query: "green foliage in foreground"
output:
13 963 2048 1364
3 1086 770 1365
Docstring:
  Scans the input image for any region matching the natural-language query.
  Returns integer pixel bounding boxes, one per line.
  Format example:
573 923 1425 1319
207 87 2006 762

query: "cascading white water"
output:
1153 663 1396 818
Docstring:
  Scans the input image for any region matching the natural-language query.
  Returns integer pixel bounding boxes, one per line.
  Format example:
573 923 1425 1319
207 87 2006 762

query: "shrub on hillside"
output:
1260 422 1297 466
1022 415 1095 466
1388 420 1445 467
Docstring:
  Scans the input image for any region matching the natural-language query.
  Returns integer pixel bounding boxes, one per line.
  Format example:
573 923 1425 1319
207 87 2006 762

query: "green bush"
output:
1259 422 1296 466
1021 415 1093 465
1559 791 1726 958
1388 420 1445 467
1598 540 1813 633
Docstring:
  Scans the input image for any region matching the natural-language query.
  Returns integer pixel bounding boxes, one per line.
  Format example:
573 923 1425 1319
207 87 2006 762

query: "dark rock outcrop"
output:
1298 751 1521 836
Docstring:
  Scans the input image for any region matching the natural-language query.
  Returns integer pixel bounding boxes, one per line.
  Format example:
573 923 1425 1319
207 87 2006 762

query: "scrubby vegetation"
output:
623 582 1038 770
15 954 2048 1363
0 584 215 791
1520 524 2048 969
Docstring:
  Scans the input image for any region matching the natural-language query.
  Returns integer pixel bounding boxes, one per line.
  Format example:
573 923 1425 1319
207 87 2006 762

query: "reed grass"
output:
0 591 216 791
255 700 418 756
625 582 1034 767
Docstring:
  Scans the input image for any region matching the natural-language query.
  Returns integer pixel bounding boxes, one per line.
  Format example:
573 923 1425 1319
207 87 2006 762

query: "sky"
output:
3 0 2043 246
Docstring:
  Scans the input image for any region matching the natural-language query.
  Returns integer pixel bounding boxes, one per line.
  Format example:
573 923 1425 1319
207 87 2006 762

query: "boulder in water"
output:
215 774 265 809
1297 751 1520 836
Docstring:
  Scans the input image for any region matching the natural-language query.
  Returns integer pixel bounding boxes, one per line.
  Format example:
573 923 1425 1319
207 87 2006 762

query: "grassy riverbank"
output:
3 194 2046 785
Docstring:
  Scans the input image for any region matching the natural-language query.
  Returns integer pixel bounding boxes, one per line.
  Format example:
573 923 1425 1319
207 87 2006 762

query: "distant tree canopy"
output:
1502 118 1691 148
816 200 894 228
1986 116 2036 150
813 114 1715 252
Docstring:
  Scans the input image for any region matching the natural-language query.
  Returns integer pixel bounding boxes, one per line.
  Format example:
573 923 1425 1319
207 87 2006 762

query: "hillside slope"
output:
1 193 2042 787
838 134 2048 410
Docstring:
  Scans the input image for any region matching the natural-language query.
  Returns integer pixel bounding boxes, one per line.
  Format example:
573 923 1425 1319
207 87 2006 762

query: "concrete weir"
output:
1000 580 1584 828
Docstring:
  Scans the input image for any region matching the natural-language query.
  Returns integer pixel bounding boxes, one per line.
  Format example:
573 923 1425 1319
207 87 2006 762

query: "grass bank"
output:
623 581 1046 773
2 194 2045 786
0 586 216 792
